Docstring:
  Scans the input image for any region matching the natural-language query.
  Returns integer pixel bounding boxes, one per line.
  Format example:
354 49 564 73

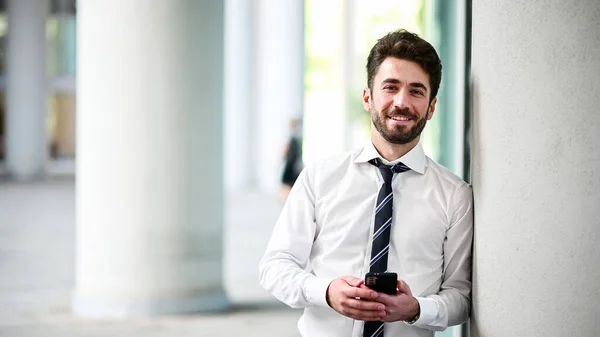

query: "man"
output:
259 29 473 337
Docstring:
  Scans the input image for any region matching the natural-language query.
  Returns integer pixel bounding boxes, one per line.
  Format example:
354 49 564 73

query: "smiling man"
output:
259 29 473 337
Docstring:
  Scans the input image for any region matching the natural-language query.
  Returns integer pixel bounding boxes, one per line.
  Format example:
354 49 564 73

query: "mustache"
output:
386 108 418 119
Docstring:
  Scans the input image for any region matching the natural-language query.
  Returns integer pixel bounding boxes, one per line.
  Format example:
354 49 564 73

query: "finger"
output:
358 284 376 293
344 298 385 312
342 285 379 300
339 306 386 321
341 276 364 287
396 280 412 296
372 292 392 305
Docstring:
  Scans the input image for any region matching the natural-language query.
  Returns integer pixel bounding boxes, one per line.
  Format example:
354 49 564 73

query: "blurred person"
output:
259 29 473 337
0 105 4 159
280 117 303 199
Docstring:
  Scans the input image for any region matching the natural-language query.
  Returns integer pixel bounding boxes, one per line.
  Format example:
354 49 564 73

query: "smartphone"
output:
364 272 397 295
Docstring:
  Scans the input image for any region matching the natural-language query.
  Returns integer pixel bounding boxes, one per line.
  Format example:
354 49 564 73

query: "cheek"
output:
374 97 394 111
416 102 430 116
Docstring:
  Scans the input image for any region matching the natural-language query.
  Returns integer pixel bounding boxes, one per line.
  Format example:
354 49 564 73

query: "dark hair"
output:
366 29 442 101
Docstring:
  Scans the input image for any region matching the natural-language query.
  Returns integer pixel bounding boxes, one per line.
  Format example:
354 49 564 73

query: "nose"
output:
393 89 410 109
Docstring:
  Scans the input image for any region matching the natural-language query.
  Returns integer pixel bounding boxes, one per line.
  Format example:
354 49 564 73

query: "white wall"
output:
471 1 600 335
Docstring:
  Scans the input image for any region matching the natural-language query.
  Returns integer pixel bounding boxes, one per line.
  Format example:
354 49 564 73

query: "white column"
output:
74 1 227 317
5 0 48 180
471 1 600 336
255 0 304 192
303 0 347 165
224 0 256 191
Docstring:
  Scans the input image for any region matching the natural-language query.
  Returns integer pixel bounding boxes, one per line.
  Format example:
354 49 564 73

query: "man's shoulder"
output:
424 157 471 190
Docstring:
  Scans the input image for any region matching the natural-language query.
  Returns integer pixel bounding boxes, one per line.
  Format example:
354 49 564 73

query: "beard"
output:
371 106 428 144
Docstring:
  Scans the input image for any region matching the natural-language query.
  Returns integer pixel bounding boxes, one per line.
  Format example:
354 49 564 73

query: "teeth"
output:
391 116 410 121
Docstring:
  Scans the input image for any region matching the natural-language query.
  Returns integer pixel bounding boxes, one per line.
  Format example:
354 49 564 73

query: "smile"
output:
389 116 411 121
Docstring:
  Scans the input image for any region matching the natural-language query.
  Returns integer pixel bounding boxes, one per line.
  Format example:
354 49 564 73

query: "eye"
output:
383 85 397 92
411 89 424 96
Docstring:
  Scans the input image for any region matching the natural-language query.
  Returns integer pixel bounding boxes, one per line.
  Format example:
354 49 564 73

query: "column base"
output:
72 291 229 318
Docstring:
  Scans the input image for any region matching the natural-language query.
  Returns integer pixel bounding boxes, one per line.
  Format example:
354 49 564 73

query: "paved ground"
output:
0 177 302 337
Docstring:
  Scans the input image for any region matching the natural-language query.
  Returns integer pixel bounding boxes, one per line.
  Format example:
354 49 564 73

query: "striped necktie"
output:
363 158 410 337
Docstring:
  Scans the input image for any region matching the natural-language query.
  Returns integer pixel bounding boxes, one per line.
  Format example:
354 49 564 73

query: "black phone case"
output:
364 272 397 294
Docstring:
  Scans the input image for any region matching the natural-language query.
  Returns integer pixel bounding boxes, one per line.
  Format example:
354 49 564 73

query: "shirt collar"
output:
354 141 426 175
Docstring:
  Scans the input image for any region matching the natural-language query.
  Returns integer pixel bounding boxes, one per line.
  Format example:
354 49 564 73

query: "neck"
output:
371 131 420 162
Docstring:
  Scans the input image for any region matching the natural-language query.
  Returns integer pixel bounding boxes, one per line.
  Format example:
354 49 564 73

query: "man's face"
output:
363 57 436 145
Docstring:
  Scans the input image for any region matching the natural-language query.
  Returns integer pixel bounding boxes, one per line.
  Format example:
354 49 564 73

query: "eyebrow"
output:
381 78 428 92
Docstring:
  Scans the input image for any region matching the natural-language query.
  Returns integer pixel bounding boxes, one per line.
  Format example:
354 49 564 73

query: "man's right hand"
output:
326 276 386 321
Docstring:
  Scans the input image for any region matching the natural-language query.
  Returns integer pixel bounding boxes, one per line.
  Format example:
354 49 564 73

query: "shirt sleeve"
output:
258 165 334 308
409 182 473 330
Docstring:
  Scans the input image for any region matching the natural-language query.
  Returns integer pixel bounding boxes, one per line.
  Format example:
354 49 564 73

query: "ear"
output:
427 97 437 120
362 88 371 111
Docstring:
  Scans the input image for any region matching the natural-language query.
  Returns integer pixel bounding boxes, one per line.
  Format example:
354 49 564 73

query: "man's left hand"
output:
363 280 420 322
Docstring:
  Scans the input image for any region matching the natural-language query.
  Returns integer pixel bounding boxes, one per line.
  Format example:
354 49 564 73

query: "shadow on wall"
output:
468 74 482 337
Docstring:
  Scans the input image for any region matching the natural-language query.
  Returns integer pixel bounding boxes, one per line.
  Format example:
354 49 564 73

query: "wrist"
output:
405 297 420 324
325 283 332 307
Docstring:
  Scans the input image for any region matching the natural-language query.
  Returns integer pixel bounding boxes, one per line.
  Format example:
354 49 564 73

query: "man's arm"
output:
259 166 333 308
410 182 474 330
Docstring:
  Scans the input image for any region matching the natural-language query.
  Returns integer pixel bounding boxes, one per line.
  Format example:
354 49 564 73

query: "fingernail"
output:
371 292 378 298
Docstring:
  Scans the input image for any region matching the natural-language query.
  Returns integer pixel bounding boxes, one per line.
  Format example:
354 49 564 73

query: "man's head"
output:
366 29 442 102
363 29 442 145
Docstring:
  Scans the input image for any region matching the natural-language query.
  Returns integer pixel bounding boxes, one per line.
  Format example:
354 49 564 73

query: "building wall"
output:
470 1 600 336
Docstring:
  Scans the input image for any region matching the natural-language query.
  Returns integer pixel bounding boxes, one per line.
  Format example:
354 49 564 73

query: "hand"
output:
370 280 420 322
326 276 386 321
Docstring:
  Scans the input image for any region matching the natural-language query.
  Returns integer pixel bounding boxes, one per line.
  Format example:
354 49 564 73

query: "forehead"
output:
374 57 430 89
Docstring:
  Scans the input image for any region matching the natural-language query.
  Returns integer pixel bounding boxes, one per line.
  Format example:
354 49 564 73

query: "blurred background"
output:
0 0 463 336
3 0 600 336
0 0 469 187
4 0 599 336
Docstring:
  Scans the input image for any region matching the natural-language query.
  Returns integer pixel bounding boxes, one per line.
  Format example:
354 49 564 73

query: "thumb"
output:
397 279 413 296
341 275 364 287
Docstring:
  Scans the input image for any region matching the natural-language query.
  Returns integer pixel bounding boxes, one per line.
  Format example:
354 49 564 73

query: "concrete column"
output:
255 0 304 192
5 0 48 180
471 1 600 336
74 1 227 317
303 0 346 164
224 0 256 191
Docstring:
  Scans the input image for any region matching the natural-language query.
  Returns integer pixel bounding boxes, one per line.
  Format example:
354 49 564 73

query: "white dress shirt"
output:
259 142 473 337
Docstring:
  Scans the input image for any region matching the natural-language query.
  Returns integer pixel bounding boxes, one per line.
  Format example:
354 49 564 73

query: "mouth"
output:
389 116 412 121
387 115 414 125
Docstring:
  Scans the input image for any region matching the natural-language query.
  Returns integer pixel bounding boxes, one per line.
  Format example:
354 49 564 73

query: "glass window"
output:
47 14 76 77
47 7 77 159
0 13 6 74
304 0 428 164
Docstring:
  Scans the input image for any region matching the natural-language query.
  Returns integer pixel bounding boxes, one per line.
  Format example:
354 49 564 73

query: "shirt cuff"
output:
408 296 438 326
303 276 335 307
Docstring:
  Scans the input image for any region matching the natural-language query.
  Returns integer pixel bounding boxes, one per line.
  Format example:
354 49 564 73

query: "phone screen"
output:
364 272 397 295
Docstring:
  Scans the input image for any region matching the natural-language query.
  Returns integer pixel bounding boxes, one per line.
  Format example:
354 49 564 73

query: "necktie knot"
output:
368 158 411 185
